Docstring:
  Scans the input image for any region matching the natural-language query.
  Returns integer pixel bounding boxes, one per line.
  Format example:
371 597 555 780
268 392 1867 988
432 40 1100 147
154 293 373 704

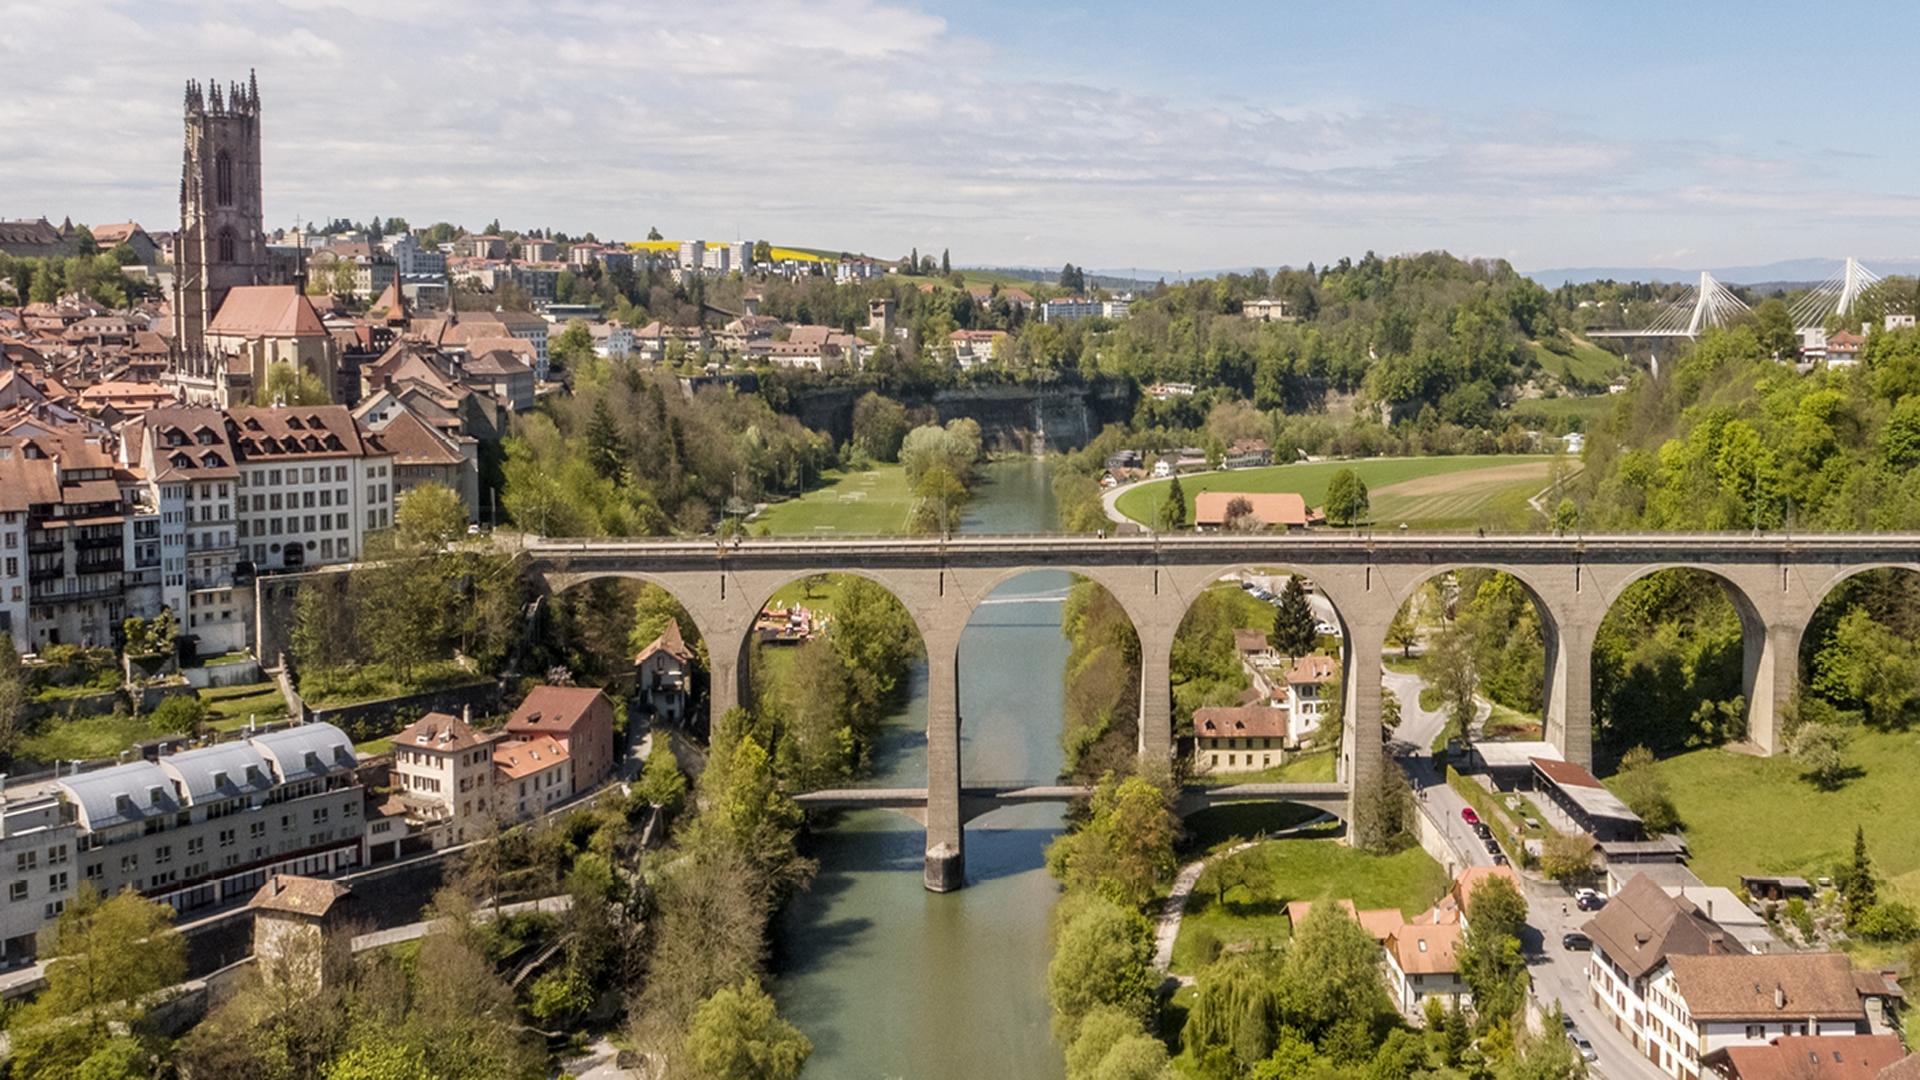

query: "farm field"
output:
1114 455 1562 532
1511 394 1617 430
1609 728 1920 904
753 466 916 536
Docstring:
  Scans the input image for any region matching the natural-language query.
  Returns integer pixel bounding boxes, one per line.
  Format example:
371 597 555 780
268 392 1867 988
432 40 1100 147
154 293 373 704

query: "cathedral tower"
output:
172 72 268 354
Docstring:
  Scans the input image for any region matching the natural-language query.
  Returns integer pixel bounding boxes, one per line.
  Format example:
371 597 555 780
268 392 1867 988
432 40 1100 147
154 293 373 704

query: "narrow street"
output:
1385 668 1662 1080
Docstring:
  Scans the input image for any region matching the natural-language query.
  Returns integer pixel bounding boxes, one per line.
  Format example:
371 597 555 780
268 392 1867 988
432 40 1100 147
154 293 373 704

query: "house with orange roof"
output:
635 619 696 725
506 685 617 793
493 735 572 819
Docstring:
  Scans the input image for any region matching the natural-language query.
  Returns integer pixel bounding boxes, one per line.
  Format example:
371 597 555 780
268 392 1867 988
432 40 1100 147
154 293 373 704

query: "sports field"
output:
1113 455 1560 531
753 466 916 535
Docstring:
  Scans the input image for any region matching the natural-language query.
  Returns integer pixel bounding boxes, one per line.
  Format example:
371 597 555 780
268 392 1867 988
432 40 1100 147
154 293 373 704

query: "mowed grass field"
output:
1114 455 1560 531
1607 728 1920 903
1511 395 1616 430
754 466 916 536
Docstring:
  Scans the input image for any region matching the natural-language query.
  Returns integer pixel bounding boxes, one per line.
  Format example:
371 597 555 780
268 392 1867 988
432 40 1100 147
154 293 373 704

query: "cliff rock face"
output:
786 379 1132 451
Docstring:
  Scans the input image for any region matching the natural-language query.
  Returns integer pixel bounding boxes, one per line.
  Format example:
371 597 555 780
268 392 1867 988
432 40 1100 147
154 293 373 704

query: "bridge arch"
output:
1375 564 1568 754
536 570 717 718
1797 564 1920 729
1804 561 1920 617
1589 562 1781 758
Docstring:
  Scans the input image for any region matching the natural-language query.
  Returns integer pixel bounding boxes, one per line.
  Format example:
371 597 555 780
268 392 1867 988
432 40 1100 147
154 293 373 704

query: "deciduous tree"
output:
683 980 812 1080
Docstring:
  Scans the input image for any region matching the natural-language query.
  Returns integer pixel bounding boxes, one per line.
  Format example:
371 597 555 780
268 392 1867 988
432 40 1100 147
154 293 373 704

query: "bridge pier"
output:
1136 619 1175 760
923 630 965 892
1342 623 1388 847
1744 619 1801 756
1543 620 1596 768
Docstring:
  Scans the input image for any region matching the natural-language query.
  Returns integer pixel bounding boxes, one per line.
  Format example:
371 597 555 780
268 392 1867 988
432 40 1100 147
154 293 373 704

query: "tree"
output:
909 463 968 535
1323 467 1369 526
259 361 329 405
1790 723 1851 790
637 742 688 811
1046 774 1178 907
1222 495 1259 531
1424 620 1479 746
752 240 772 265
549 318 595 370
1539 831 1596 881
1065 1005 1171 1080
1047 893 1158 1041
1612 746 1680 833
1459 875 1529 1026
851 392 911 462
1157 475 1187 531
1271 576 1319 659
1385 607 1418 659
940 248 951 276
1381 689 1402 731
683 980 812 1080
290 579 353 670
1278 897 1397 1038
0 633 24 761
394 482 469 547
647 225 664 241
1839 825 1879 929
7 886 186 1079
324 1044 434 1080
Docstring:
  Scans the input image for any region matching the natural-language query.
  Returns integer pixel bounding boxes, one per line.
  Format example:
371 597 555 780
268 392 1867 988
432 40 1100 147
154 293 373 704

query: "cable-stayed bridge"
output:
1587 257 1882 340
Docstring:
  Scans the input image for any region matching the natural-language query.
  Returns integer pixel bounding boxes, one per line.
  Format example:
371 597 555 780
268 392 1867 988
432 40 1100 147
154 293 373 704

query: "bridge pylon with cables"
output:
1588 257 1886 341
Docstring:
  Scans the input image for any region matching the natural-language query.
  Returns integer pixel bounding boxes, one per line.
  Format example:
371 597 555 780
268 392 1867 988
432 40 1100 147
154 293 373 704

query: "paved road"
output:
1386 668 1661 1080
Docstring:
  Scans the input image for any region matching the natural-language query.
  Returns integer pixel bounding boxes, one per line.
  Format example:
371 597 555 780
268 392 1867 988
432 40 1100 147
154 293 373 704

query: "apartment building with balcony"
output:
0 432 131 649
0 721 363 961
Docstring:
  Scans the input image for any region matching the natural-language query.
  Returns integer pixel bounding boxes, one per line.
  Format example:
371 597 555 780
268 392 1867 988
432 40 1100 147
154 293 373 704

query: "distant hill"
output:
1526 256 1920 289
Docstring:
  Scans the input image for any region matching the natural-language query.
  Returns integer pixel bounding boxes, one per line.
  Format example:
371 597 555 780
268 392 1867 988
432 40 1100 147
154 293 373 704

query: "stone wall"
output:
308 679 502 737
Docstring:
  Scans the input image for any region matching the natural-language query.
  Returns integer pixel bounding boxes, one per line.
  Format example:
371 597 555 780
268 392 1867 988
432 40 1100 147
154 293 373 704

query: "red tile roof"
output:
208 285 328 338
1710 1035 1906 1080
506 686 609 738
1194 705 1290 739
1194 491 1310 528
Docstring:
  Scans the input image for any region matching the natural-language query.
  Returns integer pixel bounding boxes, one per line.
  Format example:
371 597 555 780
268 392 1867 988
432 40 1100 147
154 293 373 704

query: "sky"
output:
4 0 1919 274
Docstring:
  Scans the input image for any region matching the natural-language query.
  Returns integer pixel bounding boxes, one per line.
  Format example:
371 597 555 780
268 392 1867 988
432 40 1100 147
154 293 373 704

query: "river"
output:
772 457 1070 1080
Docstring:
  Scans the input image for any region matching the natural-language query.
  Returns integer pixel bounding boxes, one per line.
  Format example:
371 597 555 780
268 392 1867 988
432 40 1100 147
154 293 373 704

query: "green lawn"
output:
18 712 180 765
1530 334 1628 385
1611 728 1920 903
1192 749 1336 787
754 466 916 536
298 661 483 709
1169 835 1449 973
1114 455 1556 532
201 682 288 730
1510 395 1616 431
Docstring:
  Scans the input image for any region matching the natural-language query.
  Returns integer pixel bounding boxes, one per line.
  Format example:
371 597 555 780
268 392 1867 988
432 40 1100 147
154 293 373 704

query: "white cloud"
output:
0 0 1909 269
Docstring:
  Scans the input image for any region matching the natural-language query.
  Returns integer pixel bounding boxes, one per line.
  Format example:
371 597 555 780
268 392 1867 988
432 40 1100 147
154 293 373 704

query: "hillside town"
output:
1 41 1919 1080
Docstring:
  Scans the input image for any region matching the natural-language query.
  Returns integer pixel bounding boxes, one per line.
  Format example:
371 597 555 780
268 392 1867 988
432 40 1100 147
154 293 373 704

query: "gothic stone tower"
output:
172 72 268 354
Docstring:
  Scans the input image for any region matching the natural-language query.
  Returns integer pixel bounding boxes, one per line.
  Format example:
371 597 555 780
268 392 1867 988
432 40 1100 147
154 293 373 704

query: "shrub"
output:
1851 901 1919 942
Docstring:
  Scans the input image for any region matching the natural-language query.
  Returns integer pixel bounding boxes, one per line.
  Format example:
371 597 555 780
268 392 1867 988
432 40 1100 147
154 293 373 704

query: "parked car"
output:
1491 852 1509 866
1562 932 1592 951
1482 837 1501 855
1461 807 1480 825
1568 1031 1597 1062
1575 889 1606 912
1471 822 1492 839
1559 1013 1577 1032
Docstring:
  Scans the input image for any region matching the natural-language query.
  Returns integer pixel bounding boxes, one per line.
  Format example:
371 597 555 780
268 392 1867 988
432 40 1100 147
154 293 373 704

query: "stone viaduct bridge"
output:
525 532 1920 891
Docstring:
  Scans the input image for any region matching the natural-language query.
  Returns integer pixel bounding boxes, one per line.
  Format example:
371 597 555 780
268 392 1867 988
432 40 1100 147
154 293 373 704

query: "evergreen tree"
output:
1156 475 1187 531
585 396 626 481
940 248 951 276
1842 825 1878 927
1271 576 1318 659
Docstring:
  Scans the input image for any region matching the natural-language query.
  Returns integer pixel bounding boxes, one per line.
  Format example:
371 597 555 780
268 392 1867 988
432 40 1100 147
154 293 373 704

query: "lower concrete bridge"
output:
795 781 1353 834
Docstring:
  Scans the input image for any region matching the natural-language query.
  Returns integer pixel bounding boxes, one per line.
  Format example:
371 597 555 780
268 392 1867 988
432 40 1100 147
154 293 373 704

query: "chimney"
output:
462 705 471 725
1707 933 1725 954
1774 983 1787 1010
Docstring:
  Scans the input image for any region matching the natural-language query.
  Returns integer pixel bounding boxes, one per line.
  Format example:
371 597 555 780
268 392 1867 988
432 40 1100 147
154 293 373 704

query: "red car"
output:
1461 807 1480 825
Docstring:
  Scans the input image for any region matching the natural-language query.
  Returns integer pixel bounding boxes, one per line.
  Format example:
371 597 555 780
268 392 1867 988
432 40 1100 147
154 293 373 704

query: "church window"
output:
215 149 233 206
218 228 235 263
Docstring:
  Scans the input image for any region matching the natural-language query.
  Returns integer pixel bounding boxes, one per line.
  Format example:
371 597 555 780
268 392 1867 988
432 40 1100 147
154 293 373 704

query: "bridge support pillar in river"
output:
923 629 965 892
